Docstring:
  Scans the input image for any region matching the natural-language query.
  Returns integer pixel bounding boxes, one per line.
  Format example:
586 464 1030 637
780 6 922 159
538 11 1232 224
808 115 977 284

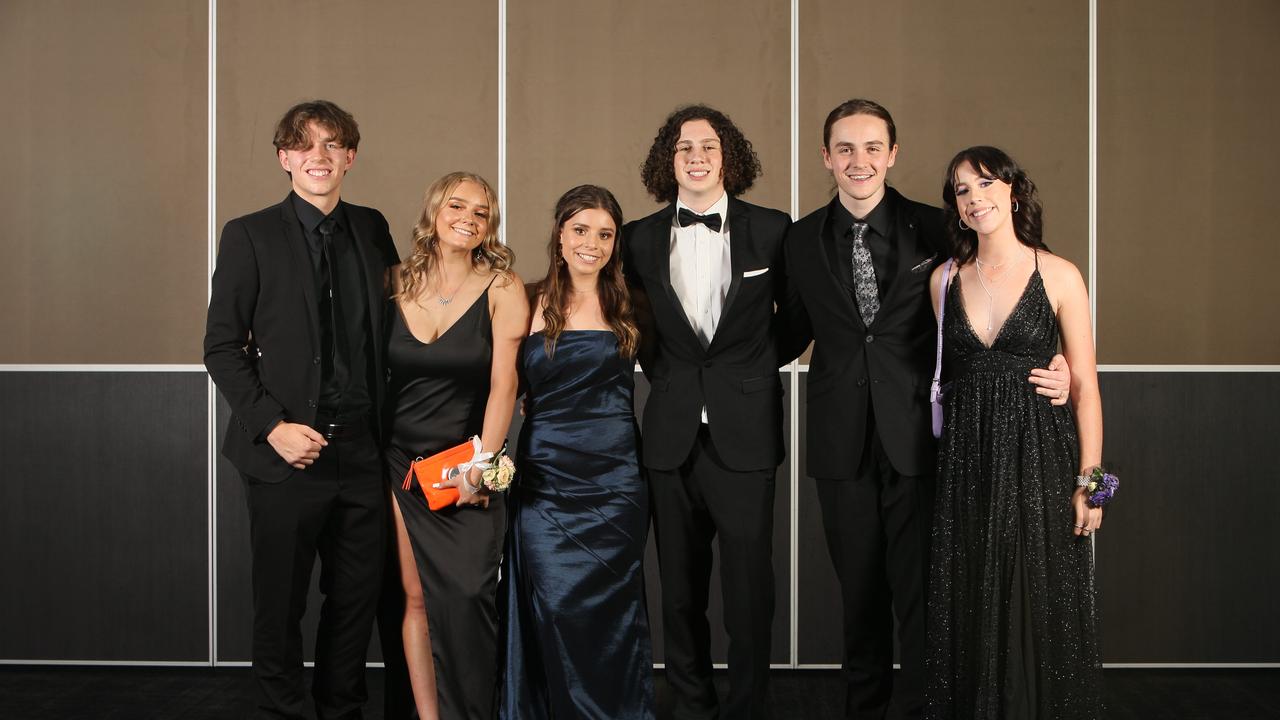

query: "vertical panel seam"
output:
1089 0 1098 343
498 0 507 245
207 0 218 668
788 0 800 670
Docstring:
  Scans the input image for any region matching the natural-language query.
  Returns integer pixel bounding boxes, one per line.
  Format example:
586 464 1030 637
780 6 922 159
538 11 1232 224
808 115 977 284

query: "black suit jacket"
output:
623 197 797 472
784 187 947 479
204 195 399 483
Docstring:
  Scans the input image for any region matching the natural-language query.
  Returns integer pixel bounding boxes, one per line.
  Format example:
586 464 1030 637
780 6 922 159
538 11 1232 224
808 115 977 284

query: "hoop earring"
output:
1012 199 1020 213
958 218 969 231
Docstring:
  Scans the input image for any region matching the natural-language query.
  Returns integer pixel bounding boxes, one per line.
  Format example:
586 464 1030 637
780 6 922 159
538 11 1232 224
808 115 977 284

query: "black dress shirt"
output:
825 191 898 300
291 192 373 422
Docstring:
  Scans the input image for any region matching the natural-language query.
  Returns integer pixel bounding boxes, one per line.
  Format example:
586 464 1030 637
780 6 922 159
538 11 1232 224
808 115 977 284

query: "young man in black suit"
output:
784 99 1070 719
205 100 399 720
624 105 799 720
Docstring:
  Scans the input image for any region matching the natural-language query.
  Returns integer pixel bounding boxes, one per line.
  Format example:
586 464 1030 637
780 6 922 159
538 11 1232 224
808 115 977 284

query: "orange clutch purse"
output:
402 438 480 511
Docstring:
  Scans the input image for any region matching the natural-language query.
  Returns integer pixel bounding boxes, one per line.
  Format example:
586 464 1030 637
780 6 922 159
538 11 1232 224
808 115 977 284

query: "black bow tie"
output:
677 207 723 232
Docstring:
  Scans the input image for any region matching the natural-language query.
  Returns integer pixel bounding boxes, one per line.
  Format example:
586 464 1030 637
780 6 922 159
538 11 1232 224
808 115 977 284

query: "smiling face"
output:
673 119 725 209
277 120 355 213
559 207 616 281
951 161 1016 237
433 180 491 253
822 113 898 215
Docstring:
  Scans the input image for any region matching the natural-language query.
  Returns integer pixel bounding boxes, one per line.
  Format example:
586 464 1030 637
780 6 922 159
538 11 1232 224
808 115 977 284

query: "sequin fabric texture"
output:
925 262 1102 720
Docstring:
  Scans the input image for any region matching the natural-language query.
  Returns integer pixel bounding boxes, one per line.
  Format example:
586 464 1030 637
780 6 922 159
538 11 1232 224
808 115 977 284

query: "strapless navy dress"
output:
501 330 655 719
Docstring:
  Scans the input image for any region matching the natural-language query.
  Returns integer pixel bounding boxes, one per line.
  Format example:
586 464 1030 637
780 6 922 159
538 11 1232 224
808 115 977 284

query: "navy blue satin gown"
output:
501 330 655 719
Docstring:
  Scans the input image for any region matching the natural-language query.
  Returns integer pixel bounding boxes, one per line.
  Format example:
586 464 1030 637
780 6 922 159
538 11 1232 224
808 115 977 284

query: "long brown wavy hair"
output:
941 146 1048 265
532 185 639 359
397 171 515 303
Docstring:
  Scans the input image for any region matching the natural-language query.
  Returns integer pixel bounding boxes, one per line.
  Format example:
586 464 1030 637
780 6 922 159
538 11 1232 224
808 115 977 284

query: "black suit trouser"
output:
244 430 386 720
816 422 933 720
650 425 777 720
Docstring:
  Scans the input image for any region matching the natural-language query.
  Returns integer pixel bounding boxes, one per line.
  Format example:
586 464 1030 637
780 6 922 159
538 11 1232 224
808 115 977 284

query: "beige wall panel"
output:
799 0 1089 271
217 1 498 261
506 0 791 280
1098 0 1280 364
0 1 207 363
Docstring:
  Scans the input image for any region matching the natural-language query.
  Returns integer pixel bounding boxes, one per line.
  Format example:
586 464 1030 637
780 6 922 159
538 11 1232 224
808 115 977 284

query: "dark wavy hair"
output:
639 105 762 202
532 185 639 359
942 146 1048 265
273 99 360 152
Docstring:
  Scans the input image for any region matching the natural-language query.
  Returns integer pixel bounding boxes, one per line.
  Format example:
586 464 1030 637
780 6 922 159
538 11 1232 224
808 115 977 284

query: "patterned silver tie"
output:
850 221 879 325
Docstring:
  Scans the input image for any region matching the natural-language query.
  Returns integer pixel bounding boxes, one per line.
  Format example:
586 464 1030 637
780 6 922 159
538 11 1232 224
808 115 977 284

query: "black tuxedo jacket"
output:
623 197 796 472
204 195 399 483
784 187 947 479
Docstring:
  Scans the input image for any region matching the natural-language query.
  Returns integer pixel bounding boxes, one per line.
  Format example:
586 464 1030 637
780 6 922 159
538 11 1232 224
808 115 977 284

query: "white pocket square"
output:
742 267 770 278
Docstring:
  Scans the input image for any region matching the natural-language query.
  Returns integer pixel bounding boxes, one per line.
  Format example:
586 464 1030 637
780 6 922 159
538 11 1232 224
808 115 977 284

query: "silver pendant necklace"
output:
973 249 1026 332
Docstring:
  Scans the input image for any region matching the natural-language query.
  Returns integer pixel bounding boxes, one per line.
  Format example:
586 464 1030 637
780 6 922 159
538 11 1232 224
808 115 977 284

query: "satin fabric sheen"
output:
502 330 655 719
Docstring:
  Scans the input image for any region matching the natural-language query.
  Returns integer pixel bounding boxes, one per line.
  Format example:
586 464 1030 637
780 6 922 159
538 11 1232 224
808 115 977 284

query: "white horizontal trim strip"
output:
0 364 207 372
1097 365 1280 373
1103 662 1280 669
0 659 211 667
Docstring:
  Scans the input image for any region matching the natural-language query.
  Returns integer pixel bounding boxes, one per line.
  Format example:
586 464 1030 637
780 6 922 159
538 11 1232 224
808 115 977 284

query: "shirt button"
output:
865 334 875 343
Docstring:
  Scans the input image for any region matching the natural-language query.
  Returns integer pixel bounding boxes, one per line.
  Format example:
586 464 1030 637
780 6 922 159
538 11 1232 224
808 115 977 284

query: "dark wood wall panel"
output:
0 1 208 363
1097 0 1280 364
1096 372 1280 662
0 372 208 660
799 0 1089 270
217 0 498 261
505 0 791 279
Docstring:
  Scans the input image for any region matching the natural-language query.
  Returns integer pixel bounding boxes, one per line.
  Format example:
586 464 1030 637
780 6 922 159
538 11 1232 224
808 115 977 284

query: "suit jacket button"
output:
307 400 317 408
865 334 875 343
703 361 713 368
857 378 867 387
313 356 321 365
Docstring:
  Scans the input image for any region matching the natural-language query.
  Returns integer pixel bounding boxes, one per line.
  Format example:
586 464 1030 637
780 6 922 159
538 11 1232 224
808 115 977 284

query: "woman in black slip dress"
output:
500 185 654 719
926 147 1106 720
379 171 530 720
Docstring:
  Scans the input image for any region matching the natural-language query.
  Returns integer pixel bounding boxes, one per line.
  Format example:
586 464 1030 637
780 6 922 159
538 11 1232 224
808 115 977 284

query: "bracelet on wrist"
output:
1075 466 1119 508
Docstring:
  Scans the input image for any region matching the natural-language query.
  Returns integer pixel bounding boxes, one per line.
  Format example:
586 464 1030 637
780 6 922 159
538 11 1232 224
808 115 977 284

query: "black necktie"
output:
677 207 723 232
317 218 348 381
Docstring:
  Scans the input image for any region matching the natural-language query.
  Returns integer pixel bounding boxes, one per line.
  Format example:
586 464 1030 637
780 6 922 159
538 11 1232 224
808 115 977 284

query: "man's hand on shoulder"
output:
267 421 327 469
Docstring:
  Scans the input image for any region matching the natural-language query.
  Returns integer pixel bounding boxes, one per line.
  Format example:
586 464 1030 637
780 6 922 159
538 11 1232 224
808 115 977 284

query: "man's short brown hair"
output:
272 100 360 152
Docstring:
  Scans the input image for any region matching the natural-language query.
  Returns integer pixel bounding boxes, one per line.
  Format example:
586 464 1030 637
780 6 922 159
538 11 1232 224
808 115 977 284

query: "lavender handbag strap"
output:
930 259 954 438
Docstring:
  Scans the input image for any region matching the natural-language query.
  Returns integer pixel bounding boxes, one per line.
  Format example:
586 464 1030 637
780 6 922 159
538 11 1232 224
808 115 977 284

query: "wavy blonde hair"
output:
397 171 515 302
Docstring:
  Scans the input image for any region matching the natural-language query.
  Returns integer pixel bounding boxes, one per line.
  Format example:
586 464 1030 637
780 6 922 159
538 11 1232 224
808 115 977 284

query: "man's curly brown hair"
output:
639 105 762 203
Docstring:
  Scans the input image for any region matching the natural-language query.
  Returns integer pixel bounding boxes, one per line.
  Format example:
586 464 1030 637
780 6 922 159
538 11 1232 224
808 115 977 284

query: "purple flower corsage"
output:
1076 466 1119 508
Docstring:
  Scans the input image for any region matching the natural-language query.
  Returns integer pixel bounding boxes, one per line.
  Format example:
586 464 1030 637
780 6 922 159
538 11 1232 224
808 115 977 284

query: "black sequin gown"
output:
926 260 1102 720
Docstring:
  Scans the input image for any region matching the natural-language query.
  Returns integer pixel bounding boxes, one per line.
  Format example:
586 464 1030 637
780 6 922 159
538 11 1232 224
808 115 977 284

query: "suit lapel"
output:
717 197 749 329
344 204 386 374
279 197 321 352
646 204 705 352
878 189 923 314
811 197 865 329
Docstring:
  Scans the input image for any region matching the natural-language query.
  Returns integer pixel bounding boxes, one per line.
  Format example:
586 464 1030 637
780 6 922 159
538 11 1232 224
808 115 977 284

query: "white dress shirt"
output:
670 193 731 424
670 193 731 348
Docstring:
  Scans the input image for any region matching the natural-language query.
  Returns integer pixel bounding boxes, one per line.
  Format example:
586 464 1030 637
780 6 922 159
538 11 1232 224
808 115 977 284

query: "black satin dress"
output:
926 258 1102 720
380 285 506 720
501 330 655 719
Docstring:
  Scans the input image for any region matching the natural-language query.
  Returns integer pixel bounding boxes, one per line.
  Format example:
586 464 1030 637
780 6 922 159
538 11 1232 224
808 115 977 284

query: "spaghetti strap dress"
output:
381 280 506 720
926 254 1102 719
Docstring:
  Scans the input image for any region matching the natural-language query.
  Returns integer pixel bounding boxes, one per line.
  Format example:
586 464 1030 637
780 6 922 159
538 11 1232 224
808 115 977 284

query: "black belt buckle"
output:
319 418 367 441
